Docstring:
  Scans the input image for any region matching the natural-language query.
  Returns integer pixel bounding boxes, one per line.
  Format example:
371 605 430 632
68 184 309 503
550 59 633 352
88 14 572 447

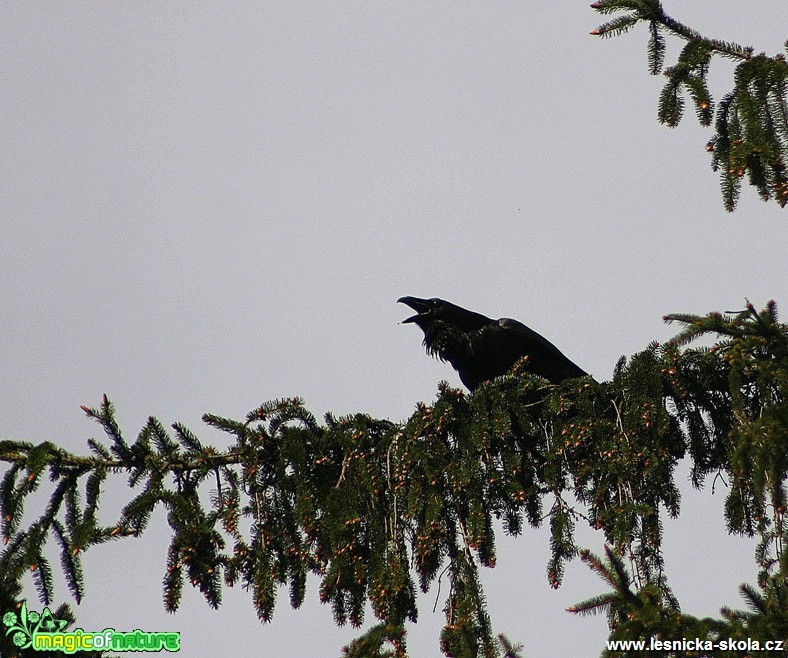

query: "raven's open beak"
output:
398 296 430 324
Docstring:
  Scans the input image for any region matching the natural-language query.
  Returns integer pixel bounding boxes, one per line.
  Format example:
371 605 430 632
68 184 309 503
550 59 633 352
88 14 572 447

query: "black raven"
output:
398 296 587 390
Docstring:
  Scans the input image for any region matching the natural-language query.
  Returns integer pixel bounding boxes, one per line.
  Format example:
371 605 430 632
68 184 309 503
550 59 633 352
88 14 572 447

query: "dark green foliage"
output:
567 303 787 654
665 301 788 576
721 568 788 648
569 547 724 657
1 302 786 657
496 634 525 658
342 623 407 658
592 0 788 211
647 20 665 75
569 547 788 657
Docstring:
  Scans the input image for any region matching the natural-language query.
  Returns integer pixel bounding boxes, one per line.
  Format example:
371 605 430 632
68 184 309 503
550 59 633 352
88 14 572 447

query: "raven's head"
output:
398 296 481 328
398 296 492 361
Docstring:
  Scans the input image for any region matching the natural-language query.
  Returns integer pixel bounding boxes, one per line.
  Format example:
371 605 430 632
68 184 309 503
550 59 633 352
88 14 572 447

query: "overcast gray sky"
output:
3 3 788 657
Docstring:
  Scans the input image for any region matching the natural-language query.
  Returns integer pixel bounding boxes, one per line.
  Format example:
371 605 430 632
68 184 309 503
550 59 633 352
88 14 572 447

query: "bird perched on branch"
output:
398 296 587 391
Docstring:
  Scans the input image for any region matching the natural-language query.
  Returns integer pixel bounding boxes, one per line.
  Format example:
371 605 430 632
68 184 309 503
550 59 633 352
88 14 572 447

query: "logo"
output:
3 603 180 653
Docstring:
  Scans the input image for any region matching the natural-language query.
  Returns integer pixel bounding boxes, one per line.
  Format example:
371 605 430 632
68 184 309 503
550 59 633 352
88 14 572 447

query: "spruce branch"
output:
1 302 786 656
591 1 788 210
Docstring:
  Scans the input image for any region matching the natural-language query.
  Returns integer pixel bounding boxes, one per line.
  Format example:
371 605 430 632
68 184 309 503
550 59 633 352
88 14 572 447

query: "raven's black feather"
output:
398 296 587 390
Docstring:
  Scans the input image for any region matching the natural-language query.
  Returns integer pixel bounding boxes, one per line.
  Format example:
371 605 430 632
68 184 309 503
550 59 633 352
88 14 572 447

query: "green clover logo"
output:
3 603 67 649
3 603 33 649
